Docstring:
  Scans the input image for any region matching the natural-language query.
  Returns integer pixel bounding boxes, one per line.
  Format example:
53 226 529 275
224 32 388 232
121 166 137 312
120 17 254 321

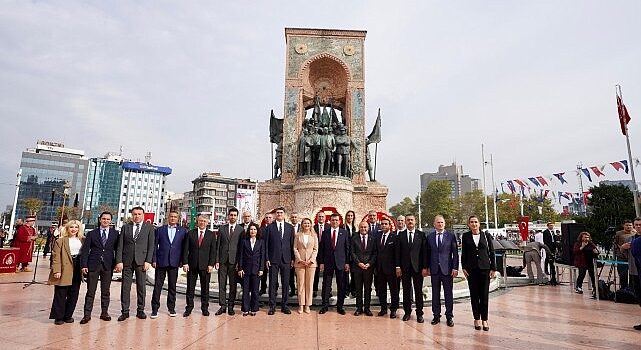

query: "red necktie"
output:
332 229 337 250
361 235 366 251
198 231 204 247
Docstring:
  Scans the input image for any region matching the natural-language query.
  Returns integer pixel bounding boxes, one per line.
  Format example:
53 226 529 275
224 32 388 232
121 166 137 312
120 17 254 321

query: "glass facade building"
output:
84 155 124 224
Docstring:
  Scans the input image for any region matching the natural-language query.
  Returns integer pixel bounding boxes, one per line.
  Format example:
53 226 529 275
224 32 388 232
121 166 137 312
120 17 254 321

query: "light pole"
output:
8 169 22 240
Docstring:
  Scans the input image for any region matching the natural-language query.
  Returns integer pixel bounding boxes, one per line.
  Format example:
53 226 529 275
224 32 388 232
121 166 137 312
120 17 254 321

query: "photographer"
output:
615 220 634 289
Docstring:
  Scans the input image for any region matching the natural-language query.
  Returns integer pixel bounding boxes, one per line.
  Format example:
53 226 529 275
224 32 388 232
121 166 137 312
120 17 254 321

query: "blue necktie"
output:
101 229 107 246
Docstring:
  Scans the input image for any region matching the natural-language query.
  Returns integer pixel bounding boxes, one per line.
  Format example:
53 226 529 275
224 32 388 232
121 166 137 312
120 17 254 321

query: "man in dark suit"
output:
79 211 119 324
313 211 328 297
182 214 217 317
542 222 558 285
425 215 459 327
367 210 381 235
115 207 155 321
352 221 377 316
395 214 427 323
265 207 295 315
215 208 244 316
375 217 400 318
241 210 254 233
150 211 187 318
259 212 274 295
318 213 350 315
288 212 300 297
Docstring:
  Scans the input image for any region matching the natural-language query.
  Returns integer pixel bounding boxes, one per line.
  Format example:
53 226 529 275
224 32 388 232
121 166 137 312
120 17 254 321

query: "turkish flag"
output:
617 95 631 136
144 213 156 225
518 216 529 242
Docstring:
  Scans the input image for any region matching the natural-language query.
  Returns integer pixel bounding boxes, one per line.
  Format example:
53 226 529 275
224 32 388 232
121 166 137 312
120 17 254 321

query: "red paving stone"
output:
0 262 639 349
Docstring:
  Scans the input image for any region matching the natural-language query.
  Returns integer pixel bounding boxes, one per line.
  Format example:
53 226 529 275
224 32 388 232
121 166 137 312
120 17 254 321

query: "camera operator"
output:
615 220 635 289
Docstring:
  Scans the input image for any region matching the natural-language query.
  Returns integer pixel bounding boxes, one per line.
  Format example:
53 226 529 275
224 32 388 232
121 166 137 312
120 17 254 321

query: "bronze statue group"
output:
47 206 497 332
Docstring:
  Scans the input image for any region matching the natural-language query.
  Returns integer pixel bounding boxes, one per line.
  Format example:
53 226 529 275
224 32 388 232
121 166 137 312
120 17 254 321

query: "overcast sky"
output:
1 1 641 211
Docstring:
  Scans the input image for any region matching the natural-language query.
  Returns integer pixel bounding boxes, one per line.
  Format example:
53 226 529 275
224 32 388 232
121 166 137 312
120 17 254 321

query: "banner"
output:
236 188 257 221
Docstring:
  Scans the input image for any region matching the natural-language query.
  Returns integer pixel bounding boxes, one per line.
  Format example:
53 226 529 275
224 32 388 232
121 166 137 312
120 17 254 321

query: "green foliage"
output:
420 180 455 228
389 196 417 219
22 197 44 215
583 184 635 246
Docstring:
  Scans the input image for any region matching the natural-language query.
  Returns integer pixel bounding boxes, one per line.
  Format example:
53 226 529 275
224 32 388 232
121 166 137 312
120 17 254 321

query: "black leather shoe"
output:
64 317 74 323
354 310 362 316
228 309 235 316
215 308 226 316
378 309 387 317
282 307 291 315
54 319 64 325
390 310 397 319
268 308 275 315
447 318 454 327
431 317 440 325
99 314 111 321
136 312 147 319
80 316 91 324
364 309 373 316
402 314 411 321
183 311 191 317
337 307 346 315
633 324 641 330
417 315 424 323
202 310 210 316
117 314 129 322
313 292 318 298
318 307 328 314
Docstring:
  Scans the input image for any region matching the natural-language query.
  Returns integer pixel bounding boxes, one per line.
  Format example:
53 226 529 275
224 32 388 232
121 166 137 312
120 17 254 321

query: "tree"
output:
23 197 44 216
389 196 418 218
420 180 455 228
453 190 486 226
582 184 635 246
56 206 80 221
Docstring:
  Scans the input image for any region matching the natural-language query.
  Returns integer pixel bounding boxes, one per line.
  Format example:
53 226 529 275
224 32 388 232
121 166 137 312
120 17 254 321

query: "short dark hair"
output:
380 218 390 225
168 210 179 216
130 206 144 213
468 215 479 222
275 207 285 212
228 207 239 215
330 213 340 219
99 211 112 219
634 217 641 223
623 219 633 224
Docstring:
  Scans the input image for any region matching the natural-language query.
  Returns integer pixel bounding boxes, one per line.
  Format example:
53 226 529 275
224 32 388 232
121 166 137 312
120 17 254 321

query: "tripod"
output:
23 244 47 289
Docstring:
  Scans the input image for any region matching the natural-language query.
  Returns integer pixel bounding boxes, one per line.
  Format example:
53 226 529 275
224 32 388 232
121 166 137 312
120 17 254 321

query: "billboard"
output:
236 188 256 221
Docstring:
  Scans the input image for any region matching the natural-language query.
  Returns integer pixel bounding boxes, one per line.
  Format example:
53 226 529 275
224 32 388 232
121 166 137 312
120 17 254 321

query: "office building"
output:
420 162 480 200
192 173 257 224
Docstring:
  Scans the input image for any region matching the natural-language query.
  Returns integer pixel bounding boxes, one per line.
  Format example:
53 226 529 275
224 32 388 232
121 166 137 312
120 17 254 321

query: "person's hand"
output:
115 263 123 273
344 264 350 272
238 270 244 278
451 269 458 278
215 263 219 270
358 262 366 270
421 268 428 277
490 270 496 279
364 263 370 269
622 242 631 250
54 272 61 279
183 264 189 272
395 267 402 278
319 264 324 273
426 268 431 276
266 260 271 268
207 265 213 273
258 271 263 277
143 262 151 271
81 268 88 274
463 269 469 278
152 262 156 269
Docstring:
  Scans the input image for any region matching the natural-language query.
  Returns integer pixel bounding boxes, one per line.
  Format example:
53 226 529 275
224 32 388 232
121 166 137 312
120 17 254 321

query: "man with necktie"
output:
352 221 377 316
264 207 295 315
150 211 187 318
425 215 459 327
215 208 244 316
79 212 119 324
182 215 217 317
313 211 328 297
396 214 427 323
318 213 350 315
367 210 381 235
375 218 400 318
115 207 155 321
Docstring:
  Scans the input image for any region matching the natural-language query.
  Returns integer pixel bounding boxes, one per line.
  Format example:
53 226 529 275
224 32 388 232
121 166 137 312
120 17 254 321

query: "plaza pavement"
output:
0 260 639 349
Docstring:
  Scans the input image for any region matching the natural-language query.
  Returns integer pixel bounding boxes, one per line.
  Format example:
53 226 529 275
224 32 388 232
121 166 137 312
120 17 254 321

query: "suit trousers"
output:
546 257 557 283
83 263 113 316
151 266 178 313
260 267 268 293
120 263 147 314
353 266 374 311
401 271 424 316
322 266 346 308
269 261 291 308
375 269 400 311
50 257 81 321
218 262 238 308
617 261 629 289
241 273 260 312
313 266 321 292
431 269 454 319
185 269 211 312
295 265 315 306
467 268 490 321
289 266 296 295
524 251 545 283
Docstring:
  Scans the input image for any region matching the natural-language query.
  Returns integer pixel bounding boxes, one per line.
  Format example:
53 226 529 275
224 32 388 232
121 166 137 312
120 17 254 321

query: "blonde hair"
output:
63 220 85 239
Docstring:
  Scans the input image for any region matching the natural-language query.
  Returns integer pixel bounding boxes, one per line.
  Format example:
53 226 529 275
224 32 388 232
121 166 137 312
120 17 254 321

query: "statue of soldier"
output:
334 125 351 177
310 125 321 175
274 141 283 179
365 137 374 181
298 128 313 176
318 127 335 176
320 106 331 128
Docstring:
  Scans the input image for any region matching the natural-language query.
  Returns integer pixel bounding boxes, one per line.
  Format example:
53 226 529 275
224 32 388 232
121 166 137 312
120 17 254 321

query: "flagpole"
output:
576 162 586 216
618 85 641 217
481 144 490 230
490 154 499 229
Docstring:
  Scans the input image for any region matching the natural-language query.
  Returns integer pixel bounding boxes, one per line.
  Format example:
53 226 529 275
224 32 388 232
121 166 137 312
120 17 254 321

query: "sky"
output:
1 1 641 212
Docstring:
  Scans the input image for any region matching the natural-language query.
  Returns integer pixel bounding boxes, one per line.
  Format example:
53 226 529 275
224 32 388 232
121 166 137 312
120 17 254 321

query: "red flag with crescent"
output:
518 216 529 241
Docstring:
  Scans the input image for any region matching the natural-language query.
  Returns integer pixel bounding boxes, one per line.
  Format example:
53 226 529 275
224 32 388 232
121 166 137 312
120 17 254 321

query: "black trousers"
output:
269 261 291 309
401 271 424 316
50 257 81 321
260 267 268 293
375 269 399 311
630 274 641 306
185 268 210 312
576 265 596 293
218 262 238 308
322 265 346 308
467 268 490 321
83 263 113 317
617 261 629 289
242 273 260 312
120 263 147 314
353 266 374 311
289 266 296 295
546 257 557 283
431 269 454 319
151 266 178 313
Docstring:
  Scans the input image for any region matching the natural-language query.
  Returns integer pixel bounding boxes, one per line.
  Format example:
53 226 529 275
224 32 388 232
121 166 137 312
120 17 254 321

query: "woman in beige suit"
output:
293 218 318 314
48 220 85 325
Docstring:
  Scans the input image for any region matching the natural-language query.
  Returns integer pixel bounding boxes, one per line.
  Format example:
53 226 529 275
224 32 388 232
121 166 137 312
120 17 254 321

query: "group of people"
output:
45 205 498 331
613 218 641 330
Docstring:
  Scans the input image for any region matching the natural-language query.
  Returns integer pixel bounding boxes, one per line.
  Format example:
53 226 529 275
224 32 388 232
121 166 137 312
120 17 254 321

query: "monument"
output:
258 28 388 220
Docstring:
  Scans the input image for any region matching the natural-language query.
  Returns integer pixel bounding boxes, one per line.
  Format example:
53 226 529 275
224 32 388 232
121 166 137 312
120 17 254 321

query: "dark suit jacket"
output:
264 221 295 265
376 230 399 275
238 238 265 275
318 227 350 270
542 229 557 253
314 223 328 237
182 228 217 270
80 227 119 271
351 233 377 267
153 225 187 268
395 229 426 274
367 222 381 235
217 223 244 265
425 230 459 275
342 223 357 238
460 231 496 271
116 222 155 266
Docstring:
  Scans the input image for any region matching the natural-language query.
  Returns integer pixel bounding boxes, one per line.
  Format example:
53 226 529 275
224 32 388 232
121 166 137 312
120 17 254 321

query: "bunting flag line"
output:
590 166 605 177
514 179 527 188
553 173 568 184
536 176 548 186
528 177 541 187
581 168 592 182
506 180 516 193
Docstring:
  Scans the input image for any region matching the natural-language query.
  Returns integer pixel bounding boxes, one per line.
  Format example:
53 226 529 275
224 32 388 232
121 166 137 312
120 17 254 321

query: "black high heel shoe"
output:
482 321 489 331
474 320 481 330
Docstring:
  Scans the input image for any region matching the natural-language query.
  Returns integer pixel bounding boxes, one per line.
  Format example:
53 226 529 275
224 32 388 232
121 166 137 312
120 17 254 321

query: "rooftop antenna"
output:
145 151 152 164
